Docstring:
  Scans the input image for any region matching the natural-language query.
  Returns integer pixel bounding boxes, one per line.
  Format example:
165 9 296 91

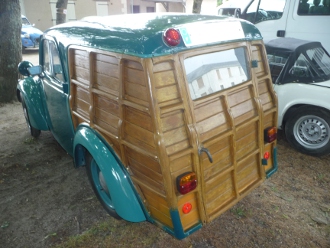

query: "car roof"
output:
264 37 324 55
265 37 330 84
45 13 262 58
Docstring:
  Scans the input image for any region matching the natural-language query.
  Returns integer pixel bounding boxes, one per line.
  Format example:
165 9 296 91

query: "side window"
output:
49 42 64 82
43 40 51 74
305 47 330 77
42 39 64 83
184 47 250 100
288 53 314 79
245 0 286 24
298 0 330 15
267 53 288 83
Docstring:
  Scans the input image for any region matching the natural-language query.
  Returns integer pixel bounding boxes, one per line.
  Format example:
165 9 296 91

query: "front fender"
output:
17 78 48 130
73 125 146 222
275 83 330 128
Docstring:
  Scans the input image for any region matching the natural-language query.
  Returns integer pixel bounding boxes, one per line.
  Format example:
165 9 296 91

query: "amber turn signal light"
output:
264 127 277 143
176 172 197 195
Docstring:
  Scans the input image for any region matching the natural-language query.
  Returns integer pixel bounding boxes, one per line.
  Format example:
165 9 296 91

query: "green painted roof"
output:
46 13 262 58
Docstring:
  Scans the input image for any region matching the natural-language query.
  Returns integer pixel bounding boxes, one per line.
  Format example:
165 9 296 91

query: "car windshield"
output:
22 17 31 26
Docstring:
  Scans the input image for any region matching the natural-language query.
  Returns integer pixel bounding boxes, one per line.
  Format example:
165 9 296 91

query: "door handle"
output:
277 30 285 37
199 147 213 163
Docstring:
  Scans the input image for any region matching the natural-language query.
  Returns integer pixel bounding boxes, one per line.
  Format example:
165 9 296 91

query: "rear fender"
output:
17 78 48 130
73 125 146 222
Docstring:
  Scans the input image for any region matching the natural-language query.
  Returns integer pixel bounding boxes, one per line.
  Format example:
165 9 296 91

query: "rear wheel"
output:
86 153 121 219
285 106 330 156
21 94 41 138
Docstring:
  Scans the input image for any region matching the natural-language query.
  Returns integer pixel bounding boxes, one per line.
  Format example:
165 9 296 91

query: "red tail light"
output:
176 172 197 195
163 28 181 46
264 127 277 143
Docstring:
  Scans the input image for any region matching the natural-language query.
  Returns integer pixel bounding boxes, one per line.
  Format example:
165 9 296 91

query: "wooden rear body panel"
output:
68 40 277 235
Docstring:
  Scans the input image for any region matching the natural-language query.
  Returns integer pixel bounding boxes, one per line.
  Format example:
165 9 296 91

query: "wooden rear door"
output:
180 41 276 222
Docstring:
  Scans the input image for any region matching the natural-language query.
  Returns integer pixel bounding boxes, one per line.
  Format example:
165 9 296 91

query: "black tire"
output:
21 94 41 138
85 153 121 219
285 106 330 156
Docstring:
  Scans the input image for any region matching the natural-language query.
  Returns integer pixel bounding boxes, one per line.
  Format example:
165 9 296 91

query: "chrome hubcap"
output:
294 115 330 149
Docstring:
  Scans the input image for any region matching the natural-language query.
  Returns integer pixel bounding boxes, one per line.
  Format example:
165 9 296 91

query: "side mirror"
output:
27 65 43 76
234 8 241 18
18 60 34 76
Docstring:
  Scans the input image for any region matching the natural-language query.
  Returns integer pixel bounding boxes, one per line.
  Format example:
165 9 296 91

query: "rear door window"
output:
184 47 250 100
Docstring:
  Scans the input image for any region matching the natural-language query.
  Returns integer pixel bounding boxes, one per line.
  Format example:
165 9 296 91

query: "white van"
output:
217 0 330 53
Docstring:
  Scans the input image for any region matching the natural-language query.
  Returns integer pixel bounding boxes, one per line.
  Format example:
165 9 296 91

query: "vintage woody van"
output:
17 13 278 239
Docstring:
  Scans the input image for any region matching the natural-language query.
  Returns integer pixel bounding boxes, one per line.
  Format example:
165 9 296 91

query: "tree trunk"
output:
56 0 68 25
192 0 203 13
0 0 21 103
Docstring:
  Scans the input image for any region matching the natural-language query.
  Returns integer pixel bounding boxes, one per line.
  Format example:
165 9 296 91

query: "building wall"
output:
156 0 218 14
20 0 218 32
128 0 157 13
20 0 156 31
20 0 53 31
156 2 185 12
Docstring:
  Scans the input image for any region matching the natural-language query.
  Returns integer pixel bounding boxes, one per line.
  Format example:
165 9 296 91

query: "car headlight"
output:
23 33 30 38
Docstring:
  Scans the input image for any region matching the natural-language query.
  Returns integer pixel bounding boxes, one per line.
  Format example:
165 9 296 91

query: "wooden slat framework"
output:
67 39 277 232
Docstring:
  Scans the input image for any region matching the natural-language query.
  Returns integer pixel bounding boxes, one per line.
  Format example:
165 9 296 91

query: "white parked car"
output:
265 38 330 156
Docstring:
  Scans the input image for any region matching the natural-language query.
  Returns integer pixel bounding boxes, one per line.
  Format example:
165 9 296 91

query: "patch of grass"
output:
55 219 163 248
44 232 57 240
271 186 278 192
316 173 326 182
231 206 251 219
23 137 37 144
324 225 330 237
272 205 280 213
1 221 9 229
